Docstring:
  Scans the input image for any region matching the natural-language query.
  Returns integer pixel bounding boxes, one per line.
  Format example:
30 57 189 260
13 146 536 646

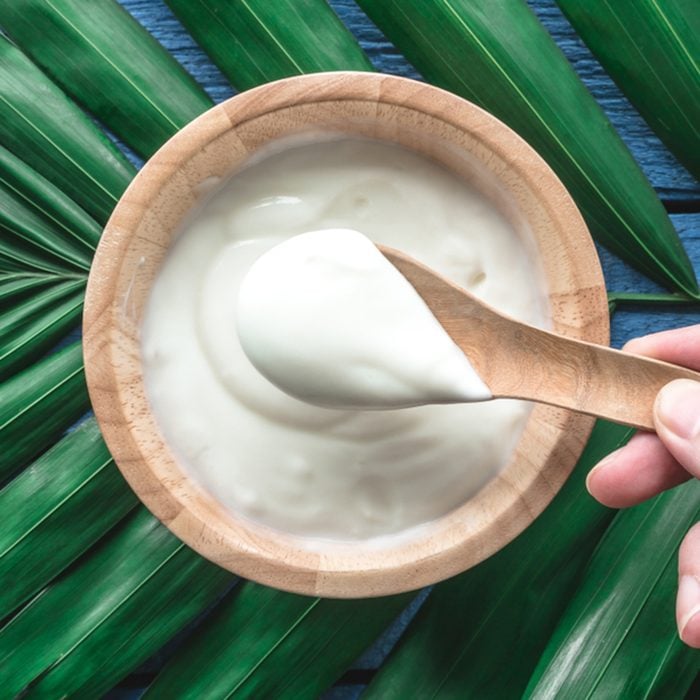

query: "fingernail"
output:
585 447 623 492
656 380 700 440
678 575 700 641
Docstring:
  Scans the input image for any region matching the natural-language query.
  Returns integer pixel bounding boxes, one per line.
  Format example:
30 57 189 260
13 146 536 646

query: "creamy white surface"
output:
141 138 547 541
237 228 491 410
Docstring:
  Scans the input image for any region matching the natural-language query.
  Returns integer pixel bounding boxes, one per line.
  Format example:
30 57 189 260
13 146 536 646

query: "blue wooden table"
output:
106 1 700 697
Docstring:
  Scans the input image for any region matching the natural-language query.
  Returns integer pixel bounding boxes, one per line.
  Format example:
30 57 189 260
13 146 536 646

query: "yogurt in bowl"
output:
84 72 608 597
141 138 544 542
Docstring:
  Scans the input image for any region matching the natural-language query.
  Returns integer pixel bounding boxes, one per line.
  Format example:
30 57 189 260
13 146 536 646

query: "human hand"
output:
586 324 700 648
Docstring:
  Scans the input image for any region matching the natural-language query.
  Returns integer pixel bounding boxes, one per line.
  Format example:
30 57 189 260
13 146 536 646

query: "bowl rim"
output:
83 71 609 598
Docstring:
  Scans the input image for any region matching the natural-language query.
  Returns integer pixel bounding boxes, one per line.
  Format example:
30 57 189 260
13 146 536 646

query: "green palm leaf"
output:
0 148 106 378
0 147 104 375
0 276 84 380
524 480 700 699
0 163 92 273
0 236 70 275
0 145 102 255
0 37 134 223
144 582 414 699
165 0 373 90
0 0 213 159
0 275 68 304
0 508 234 698
364 422 634 698
0 340 87 478
356 0 698 297
555 0 700 180
0 418 136 617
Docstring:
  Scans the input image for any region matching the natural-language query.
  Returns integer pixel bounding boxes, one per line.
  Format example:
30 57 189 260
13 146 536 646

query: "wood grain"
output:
83 71 608 598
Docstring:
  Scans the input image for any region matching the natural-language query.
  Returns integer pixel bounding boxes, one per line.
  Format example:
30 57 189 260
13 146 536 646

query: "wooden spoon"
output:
379 244 700 431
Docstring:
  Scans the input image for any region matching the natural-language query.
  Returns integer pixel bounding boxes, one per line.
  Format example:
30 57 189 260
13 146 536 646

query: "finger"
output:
586 432 690 508
654 379 700 480
678 523 700 647
623 324 700 371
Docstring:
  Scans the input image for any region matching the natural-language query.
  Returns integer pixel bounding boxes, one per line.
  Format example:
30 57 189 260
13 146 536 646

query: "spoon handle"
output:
486 322 700 431
379 244 700 430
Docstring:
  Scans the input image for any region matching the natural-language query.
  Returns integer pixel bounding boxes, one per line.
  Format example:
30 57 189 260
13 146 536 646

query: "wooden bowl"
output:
84 72 608 598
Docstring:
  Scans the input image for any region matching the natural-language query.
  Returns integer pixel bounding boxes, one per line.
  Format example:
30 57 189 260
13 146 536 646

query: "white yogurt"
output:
237 228 491 410
141 137 547 542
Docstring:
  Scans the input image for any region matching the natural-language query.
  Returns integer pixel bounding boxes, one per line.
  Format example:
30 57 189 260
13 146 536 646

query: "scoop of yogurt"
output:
236 228 491 410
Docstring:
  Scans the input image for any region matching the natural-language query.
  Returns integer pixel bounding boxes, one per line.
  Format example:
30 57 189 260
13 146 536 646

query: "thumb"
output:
654 379 700 479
